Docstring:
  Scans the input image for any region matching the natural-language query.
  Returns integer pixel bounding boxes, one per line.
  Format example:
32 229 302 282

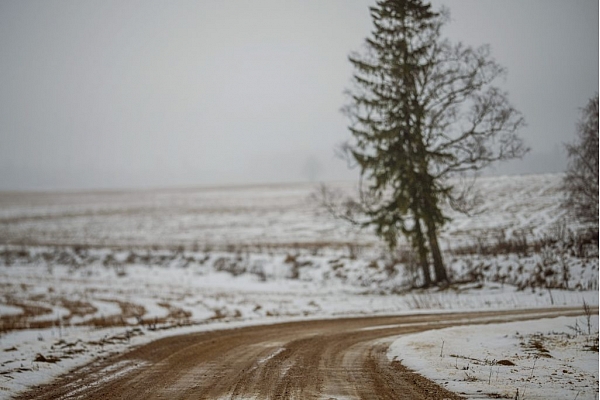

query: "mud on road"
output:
18 308 588 400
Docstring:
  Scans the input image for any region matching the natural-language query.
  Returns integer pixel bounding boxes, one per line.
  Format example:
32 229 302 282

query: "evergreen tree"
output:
343 0 527 286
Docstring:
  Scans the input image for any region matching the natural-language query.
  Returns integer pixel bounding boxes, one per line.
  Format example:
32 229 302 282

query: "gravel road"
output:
17 307 588 400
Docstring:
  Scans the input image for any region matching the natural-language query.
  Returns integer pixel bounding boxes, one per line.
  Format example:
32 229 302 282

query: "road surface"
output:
18 307 589 400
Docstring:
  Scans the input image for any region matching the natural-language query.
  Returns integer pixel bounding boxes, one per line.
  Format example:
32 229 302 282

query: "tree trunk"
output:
425 218 448 284
414 219 432 287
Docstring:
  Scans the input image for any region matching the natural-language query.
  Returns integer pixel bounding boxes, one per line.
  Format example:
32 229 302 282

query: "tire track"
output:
17 307 590 400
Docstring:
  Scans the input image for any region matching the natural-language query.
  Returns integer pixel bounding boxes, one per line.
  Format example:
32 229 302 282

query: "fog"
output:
0 0 597 191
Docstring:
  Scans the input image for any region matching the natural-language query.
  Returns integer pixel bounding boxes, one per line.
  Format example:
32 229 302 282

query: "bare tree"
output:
562 94 599 227
330 0 527 287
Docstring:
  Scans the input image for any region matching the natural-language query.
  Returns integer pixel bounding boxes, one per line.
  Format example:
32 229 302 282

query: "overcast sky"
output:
0 0 597 191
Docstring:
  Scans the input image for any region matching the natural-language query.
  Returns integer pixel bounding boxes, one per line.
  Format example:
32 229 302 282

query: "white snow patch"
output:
0 304 22 316
258 347 286 364
388 316 599 399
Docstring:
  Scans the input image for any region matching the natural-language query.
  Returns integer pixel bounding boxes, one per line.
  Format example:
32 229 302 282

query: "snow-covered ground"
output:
0 173 578 251
389 315 599 399
0 173 597 398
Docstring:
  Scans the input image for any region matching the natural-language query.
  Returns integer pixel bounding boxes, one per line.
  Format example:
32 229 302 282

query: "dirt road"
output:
18 308 589 400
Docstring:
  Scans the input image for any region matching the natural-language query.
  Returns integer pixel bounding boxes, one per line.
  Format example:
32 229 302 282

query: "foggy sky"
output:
0 0 598 191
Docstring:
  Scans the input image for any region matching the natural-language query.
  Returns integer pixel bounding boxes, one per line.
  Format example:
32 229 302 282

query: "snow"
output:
388 316 599 399
0 305 22 316
0 264 596 398
56 360 150 400
257 347 286 365
0 174 575 251
0 173 597 399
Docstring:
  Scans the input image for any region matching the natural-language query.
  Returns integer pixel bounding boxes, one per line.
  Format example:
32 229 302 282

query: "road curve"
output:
18 308 589 400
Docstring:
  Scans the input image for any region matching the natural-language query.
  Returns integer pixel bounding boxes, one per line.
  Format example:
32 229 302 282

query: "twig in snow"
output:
530 355 539 378
488 365 493 384
583 300 592 335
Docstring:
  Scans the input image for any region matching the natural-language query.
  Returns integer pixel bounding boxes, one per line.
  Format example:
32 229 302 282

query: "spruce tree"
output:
343 0 527 286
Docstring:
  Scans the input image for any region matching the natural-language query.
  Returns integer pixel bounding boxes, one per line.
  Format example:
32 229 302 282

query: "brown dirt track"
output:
17 308 590 400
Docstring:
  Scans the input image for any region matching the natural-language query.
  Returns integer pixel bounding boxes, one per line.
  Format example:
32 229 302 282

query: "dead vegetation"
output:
445 224 598 292
0 220 597 336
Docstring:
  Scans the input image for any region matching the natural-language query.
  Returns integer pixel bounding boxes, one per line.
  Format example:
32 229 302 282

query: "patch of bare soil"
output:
16 308 588 400
0 300 53 333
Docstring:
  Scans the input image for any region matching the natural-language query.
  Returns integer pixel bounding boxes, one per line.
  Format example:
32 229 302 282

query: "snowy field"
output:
0 173 581 251
0 173 597 398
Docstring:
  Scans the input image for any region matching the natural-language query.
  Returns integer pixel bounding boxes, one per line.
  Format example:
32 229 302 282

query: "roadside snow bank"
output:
388 315 599 399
